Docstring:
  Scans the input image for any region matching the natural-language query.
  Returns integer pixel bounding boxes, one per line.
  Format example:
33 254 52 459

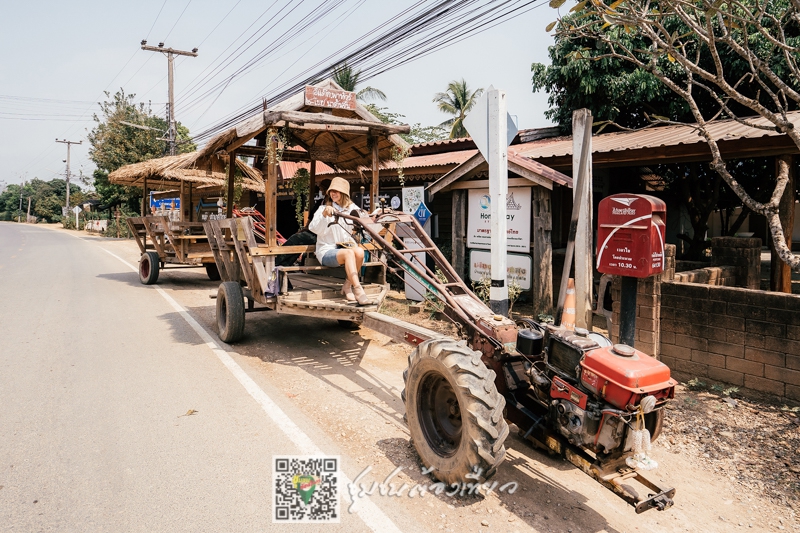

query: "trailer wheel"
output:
217 282 245 343
139 251 160 285
402 339 509 485
205 262 221 281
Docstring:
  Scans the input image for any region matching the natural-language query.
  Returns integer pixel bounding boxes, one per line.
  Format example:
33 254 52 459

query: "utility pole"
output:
140 41 198 156
56 138 82 210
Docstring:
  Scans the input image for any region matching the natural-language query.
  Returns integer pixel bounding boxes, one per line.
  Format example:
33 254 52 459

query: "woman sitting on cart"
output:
308 177 372 306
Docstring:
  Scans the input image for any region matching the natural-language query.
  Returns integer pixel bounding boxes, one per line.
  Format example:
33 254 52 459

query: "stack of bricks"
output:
610 245 676 357
660 283 800 400
672 265 738 286
711 236 761 289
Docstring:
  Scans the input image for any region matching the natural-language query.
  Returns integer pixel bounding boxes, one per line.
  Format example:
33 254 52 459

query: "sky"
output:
0 0 562 187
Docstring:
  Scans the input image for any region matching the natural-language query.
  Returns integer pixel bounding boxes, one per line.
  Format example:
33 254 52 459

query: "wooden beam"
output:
371 138 380 210
263 110 411 135
226 152 236 218
452 190 466 281
427 152 486 197
442 177 542 191
532 186 553 314
142 177 148 216
267 129 278 247
508 159 554 190
306 160 317 226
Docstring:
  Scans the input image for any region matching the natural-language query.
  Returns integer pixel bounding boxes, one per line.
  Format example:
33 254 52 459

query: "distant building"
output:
0 181 6 194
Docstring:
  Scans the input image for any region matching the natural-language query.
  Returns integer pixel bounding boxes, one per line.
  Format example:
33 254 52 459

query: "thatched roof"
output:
193 79 410 172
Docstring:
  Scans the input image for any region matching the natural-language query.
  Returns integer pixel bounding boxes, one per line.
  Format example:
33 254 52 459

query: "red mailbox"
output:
596 194 666 278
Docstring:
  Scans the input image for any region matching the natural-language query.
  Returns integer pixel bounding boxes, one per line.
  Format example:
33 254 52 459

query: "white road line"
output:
99 247 402 533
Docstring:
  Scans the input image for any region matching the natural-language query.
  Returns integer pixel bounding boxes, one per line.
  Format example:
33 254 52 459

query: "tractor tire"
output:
217 281 245 343
402 338 509 485
205 262 221 281
139 251 160 285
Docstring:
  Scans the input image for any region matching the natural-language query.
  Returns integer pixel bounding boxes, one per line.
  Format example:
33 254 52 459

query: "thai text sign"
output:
304 86 357 110
469 250 531 290
467 187 530 252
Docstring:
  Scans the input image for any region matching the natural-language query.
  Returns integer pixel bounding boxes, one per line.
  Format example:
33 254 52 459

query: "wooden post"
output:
452 190 466 280
571 109 593 329
532 186 553 314
142 177 148 216
371 138 380 211
267 128 278 248
306 160 317 226
180 180 186 222
187 182 193 222
226 152 236 218
771 154 795 293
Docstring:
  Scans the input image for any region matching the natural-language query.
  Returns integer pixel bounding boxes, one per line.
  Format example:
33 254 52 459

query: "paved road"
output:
0 223 410 532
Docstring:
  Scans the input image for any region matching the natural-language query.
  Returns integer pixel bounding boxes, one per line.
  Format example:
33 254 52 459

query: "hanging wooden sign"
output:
304 86 357 110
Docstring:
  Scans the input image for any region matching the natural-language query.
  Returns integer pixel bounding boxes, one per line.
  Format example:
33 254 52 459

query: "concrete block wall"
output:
672 265 738 286
660 283 800 400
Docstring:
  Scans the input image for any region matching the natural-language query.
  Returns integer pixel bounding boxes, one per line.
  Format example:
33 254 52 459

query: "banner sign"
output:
304 86 357 110
150 191 180 210
467 187 531 252
469 250 532 290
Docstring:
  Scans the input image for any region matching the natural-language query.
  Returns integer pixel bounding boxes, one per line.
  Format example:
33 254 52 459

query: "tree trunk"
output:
770 155 795 293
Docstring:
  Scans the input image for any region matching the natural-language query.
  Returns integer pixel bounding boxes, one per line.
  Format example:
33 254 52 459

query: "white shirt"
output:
307 201 358 262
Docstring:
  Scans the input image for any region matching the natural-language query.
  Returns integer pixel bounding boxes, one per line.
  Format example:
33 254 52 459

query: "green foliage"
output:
433 79 484 138
423 269 448 319
291 168 311 227
470 275 523 317
87 89 194 212
333 62 386 102
363 103 447 145
0 178 88 222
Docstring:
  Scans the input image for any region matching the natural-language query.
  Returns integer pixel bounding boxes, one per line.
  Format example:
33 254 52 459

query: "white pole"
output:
75 210 79 229
488 88 509 315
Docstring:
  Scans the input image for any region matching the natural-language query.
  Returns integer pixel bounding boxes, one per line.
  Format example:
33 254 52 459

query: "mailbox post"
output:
596 194 666 346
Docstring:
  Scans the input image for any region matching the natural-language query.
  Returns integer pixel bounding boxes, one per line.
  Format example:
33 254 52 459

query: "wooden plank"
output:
372 139 380 211
304 85 357 110
250 245 316 256
267 130 278 248
362 311 447 347
532 186 553 314
452 190 466 280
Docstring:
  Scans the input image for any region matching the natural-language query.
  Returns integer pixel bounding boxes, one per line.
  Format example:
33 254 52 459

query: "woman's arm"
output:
307 203 330 235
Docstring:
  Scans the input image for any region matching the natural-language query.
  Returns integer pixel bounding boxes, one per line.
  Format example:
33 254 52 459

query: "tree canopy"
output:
543 0 800 270
332 62 387 102
0 178 87 222
88 89 194 212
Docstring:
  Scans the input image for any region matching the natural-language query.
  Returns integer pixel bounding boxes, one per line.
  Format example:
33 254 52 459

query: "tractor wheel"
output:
139 251 160 285
205 262 221 281
644 409 665 442
402 338 509 485
217 281 245 343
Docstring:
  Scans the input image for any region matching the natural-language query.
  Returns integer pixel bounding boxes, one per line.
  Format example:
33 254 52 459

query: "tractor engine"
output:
520 325 676 458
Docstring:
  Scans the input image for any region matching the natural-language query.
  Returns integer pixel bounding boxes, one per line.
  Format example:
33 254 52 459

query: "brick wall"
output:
660 282 800 400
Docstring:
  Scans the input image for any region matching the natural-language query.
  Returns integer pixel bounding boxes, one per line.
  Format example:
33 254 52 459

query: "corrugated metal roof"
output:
279 161 334 179
315 149 479 175
514 111 800 160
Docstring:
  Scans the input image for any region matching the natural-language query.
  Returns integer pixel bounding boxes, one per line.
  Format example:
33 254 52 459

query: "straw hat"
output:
327 176 350 197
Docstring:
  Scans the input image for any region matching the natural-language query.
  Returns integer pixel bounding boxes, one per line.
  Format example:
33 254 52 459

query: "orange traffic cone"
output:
561 278 576 331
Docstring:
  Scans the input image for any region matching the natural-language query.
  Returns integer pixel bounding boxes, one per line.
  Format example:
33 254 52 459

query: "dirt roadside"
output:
54 226 798 532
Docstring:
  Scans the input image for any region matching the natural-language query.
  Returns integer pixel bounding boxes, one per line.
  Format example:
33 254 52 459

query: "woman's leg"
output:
336 249 359 286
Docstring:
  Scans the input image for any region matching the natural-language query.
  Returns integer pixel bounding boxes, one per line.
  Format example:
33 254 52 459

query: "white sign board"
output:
402 186 424 215
462 85 518 161
72 206 82 214
467 187 531 252
469 250 532 290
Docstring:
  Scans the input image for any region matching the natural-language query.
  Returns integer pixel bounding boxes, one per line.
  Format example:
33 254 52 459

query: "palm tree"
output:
332 62 386 102
433 79 484 139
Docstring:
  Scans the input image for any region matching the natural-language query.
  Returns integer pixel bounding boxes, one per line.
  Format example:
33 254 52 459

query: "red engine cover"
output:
580 345 676 410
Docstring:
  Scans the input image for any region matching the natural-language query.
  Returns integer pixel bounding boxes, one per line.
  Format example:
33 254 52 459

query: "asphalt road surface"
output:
0 223 414 532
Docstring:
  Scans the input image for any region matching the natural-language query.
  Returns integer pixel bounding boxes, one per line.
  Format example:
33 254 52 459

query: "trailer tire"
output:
644 409 664 442
217 282 245 343
403 338 508 485
205 262 221 281
139 251 160 285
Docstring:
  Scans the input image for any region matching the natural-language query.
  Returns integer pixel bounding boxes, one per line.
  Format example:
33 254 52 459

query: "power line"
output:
145 0 169 41
163 0 193 42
